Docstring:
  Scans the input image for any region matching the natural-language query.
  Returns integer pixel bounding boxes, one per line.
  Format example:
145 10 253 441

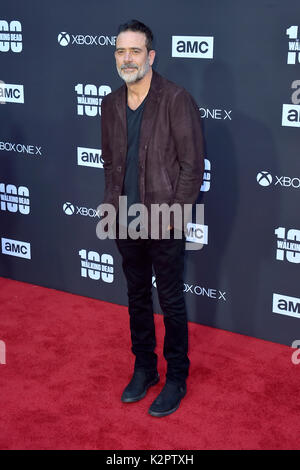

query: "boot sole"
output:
121 375 160 403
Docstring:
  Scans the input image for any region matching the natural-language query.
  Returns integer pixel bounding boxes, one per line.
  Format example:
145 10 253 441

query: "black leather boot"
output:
121 369 160 403
148 381 186 417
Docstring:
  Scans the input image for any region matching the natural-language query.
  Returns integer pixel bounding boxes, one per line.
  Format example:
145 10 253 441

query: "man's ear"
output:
149 50 156 66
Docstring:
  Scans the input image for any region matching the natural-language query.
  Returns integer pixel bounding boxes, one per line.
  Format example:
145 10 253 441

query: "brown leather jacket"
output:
100 70 204 236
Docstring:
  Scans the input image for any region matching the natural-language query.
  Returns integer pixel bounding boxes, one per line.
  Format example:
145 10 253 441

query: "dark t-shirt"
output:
121 98 146 225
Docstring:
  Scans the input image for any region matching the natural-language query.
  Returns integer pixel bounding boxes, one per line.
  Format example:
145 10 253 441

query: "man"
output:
100 20 204 417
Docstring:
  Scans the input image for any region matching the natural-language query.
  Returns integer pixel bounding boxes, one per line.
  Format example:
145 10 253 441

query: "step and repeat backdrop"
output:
1 0 300 346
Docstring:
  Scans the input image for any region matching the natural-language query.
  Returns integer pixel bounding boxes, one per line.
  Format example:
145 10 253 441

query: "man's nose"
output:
123 51 133 62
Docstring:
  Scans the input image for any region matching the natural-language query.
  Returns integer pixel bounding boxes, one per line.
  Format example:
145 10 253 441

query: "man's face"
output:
115 30 155 84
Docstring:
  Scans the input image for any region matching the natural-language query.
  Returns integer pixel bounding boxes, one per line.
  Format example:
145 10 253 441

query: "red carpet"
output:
0 276 299 450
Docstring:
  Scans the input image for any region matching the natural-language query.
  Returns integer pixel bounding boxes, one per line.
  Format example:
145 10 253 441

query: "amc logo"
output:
77 146 103 168
172 35 214 59
282 104 300 127
185 223 208 244
273 293 300 319
1 237 31 259
0 83 24 104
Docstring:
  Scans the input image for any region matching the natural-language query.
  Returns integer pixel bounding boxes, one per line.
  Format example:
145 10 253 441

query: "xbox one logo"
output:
257 171 273 187
58 32 70 46
63 202 75 215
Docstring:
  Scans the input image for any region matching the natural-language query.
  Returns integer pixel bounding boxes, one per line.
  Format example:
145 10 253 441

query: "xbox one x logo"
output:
257 171 272 187
58 32 70 46
257 170 300 190
63 202 75 215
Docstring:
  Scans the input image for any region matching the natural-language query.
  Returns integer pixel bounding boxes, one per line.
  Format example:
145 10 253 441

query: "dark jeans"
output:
115 228 189 385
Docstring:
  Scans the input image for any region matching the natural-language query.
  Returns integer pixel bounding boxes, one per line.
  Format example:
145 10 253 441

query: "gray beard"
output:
117 58 151 84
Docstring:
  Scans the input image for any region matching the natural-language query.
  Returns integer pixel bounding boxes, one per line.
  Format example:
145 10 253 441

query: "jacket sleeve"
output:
169 89 205 207
101 96 113 206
